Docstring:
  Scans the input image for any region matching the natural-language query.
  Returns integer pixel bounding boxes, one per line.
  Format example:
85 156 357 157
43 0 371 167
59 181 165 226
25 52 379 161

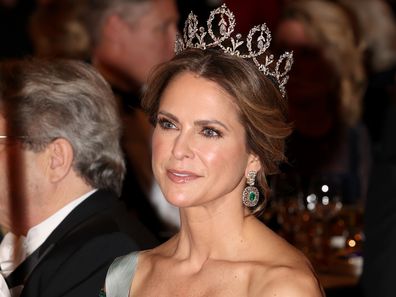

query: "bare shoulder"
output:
246 221 324 297
248 246 325 297
251 264 324 297
134 236 176 269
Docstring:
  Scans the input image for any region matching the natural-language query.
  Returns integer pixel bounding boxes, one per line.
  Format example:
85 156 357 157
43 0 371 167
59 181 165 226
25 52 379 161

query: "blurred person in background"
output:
30 0 181 241
336 0 396 151
81 0 180 241
29 0 90 60
360 81 396 297
274 0 371 206
336 1 396 296
0 58 150 297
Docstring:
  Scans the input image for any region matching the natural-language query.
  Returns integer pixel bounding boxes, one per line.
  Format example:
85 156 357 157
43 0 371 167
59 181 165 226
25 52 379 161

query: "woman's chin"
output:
163 192 195 208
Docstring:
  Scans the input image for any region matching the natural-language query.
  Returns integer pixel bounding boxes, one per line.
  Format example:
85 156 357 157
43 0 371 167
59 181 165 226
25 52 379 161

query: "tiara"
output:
175 4 293 97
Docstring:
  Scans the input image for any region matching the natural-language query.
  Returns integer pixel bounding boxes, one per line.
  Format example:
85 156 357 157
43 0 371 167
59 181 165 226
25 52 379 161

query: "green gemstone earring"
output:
242 171 259 207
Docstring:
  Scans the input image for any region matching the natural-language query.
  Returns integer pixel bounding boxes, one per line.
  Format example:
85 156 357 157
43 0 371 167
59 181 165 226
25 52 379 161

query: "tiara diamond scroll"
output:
175 4 293 97
242 171 259 207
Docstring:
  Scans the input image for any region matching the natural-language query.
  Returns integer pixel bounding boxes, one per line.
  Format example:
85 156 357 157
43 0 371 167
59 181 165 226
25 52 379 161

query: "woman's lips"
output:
166 170 200 183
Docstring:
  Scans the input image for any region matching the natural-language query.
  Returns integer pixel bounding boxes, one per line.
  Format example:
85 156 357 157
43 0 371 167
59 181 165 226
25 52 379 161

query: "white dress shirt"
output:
0 272 10 297
0 189 97 296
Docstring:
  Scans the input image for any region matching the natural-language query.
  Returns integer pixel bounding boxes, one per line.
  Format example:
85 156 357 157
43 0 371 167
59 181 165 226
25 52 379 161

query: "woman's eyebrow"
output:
157 111 179 123
194 119 229 131
158 111 229 131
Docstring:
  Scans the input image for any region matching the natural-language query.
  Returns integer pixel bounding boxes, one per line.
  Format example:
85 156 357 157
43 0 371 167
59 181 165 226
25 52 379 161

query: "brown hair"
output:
142 49 292 214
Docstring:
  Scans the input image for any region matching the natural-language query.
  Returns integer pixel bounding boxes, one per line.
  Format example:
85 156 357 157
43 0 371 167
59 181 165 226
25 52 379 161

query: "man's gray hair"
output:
82 0 153 48
0 58 126 195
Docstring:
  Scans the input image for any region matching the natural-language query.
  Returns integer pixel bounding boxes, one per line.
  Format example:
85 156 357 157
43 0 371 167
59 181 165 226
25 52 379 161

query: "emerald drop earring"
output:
242 171 259 207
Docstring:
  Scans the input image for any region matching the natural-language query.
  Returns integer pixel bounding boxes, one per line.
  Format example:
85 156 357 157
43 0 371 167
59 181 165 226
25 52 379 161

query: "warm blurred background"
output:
1 1 395 297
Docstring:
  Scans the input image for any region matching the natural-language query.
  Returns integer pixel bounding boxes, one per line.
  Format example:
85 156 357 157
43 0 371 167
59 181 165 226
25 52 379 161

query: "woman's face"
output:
152 72 259 209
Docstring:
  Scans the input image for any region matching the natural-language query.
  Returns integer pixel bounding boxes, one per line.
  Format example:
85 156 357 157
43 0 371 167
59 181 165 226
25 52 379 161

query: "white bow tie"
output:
0 233 27 277
0 275 11 297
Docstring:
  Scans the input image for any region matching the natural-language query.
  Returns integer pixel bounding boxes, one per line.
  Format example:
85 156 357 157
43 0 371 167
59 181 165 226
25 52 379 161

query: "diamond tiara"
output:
175 4 293 97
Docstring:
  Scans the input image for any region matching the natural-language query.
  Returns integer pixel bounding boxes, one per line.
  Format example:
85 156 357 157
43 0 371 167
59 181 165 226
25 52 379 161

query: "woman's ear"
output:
47 138 74 183
246 153 262 176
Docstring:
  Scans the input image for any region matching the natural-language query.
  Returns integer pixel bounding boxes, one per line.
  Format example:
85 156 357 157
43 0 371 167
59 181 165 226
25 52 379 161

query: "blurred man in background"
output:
0 58 152 297
80 0 180 240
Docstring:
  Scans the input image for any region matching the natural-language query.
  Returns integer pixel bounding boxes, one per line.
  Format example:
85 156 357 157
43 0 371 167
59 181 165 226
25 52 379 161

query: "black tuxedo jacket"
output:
361 104 396 297
6 189 156 297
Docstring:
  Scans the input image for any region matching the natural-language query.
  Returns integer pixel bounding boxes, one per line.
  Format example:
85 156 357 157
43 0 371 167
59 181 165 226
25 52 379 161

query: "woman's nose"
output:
171 132 194 160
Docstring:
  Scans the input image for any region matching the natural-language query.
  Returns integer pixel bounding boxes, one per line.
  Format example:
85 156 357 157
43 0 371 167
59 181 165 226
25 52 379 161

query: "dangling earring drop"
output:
242 171 259 207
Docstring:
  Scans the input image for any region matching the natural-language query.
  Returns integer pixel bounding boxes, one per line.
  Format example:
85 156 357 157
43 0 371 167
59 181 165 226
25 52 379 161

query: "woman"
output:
103 5 324 297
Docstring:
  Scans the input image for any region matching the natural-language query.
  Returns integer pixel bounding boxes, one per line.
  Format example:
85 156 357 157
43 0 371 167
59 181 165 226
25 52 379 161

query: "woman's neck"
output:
171 201 253 268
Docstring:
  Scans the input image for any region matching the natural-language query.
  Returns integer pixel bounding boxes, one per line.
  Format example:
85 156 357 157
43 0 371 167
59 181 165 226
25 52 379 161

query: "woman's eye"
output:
202 127 222 138
157 118 176 130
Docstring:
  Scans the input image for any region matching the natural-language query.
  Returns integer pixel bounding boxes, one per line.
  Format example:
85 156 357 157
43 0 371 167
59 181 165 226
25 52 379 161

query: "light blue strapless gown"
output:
100 251 139 297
